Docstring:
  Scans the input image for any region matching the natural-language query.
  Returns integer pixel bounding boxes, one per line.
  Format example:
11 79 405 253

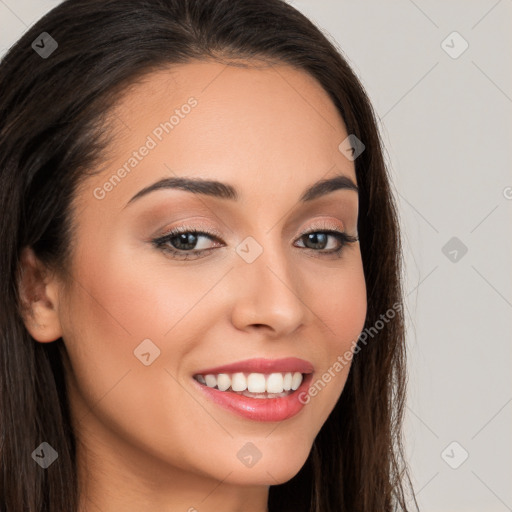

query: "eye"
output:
151 225 358 260
295 229 358 254
152 227 222 260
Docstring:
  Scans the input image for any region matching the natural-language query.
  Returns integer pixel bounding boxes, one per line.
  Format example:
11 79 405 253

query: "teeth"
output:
195 371 304 395
266 373 284 393
291 372 303 391
247 373 266 393
217 373 231 391
231 372 247 392
204 374 217 388
283 372 292 391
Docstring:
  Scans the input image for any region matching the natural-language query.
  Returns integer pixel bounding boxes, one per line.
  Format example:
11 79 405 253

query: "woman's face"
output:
52 60 366 501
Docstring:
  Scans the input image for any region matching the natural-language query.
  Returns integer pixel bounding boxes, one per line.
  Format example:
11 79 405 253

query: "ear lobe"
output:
17 246 63 343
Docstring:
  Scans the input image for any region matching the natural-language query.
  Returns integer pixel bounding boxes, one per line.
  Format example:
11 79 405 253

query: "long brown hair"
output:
0 1 419 510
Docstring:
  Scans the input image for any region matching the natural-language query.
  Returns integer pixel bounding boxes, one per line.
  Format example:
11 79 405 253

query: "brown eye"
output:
295 230 358 254
152 228 223 260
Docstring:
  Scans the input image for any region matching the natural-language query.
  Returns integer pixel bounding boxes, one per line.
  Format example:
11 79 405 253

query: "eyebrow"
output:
125 173 358 207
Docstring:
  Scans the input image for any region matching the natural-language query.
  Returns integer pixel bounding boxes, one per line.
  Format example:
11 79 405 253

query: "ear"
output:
17 246 63 343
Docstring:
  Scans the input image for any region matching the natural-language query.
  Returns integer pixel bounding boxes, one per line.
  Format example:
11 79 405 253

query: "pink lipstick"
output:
192 357 314 422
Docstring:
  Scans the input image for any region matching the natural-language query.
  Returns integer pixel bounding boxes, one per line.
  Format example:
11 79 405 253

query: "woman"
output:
0 0 419 510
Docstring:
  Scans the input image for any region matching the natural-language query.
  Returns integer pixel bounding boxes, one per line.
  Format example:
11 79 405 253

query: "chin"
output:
222 447 311 486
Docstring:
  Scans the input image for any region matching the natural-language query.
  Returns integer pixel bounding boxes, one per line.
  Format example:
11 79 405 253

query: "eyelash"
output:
152 225 359 260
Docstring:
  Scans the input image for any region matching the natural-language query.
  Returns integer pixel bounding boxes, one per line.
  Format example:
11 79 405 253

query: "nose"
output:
229 242 307 338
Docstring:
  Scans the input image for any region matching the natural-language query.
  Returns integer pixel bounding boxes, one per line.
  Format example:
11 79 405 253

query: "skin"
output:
19 60 367 512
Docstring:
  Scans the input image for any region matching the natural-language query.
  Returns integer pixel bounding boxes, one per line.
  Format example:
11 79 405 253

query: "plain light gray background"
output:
1 1 511 510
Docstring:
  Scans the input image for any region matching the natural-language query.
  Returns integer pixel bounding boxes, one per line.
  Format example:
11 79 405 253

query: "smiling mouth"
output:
193 371 306 399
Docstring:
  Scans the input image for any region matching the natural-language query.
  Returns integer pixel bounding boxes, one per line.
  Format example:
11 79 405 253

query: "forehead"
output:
82 59 356 212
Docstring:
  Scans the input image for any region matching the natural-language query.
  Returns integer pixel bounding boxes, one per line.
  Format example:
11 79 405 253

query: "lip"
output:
193 357 314 376
193 372 314 422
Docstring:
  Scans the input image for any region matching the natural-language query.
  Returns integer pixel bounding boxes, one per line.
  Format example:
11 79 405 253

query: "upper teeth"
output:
194 372 304 393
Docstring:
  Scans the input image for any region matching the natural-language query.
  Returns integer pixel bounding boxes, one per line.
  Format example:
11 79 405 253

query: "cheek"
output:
65 241 213 345
59 247 210 421
306 250 367 349
59 247 227 473
297 251 367 415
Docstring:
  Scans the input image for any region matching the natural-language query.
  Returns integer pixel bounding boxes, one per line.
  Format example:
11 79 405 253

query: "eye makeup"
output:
151 218 358 261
